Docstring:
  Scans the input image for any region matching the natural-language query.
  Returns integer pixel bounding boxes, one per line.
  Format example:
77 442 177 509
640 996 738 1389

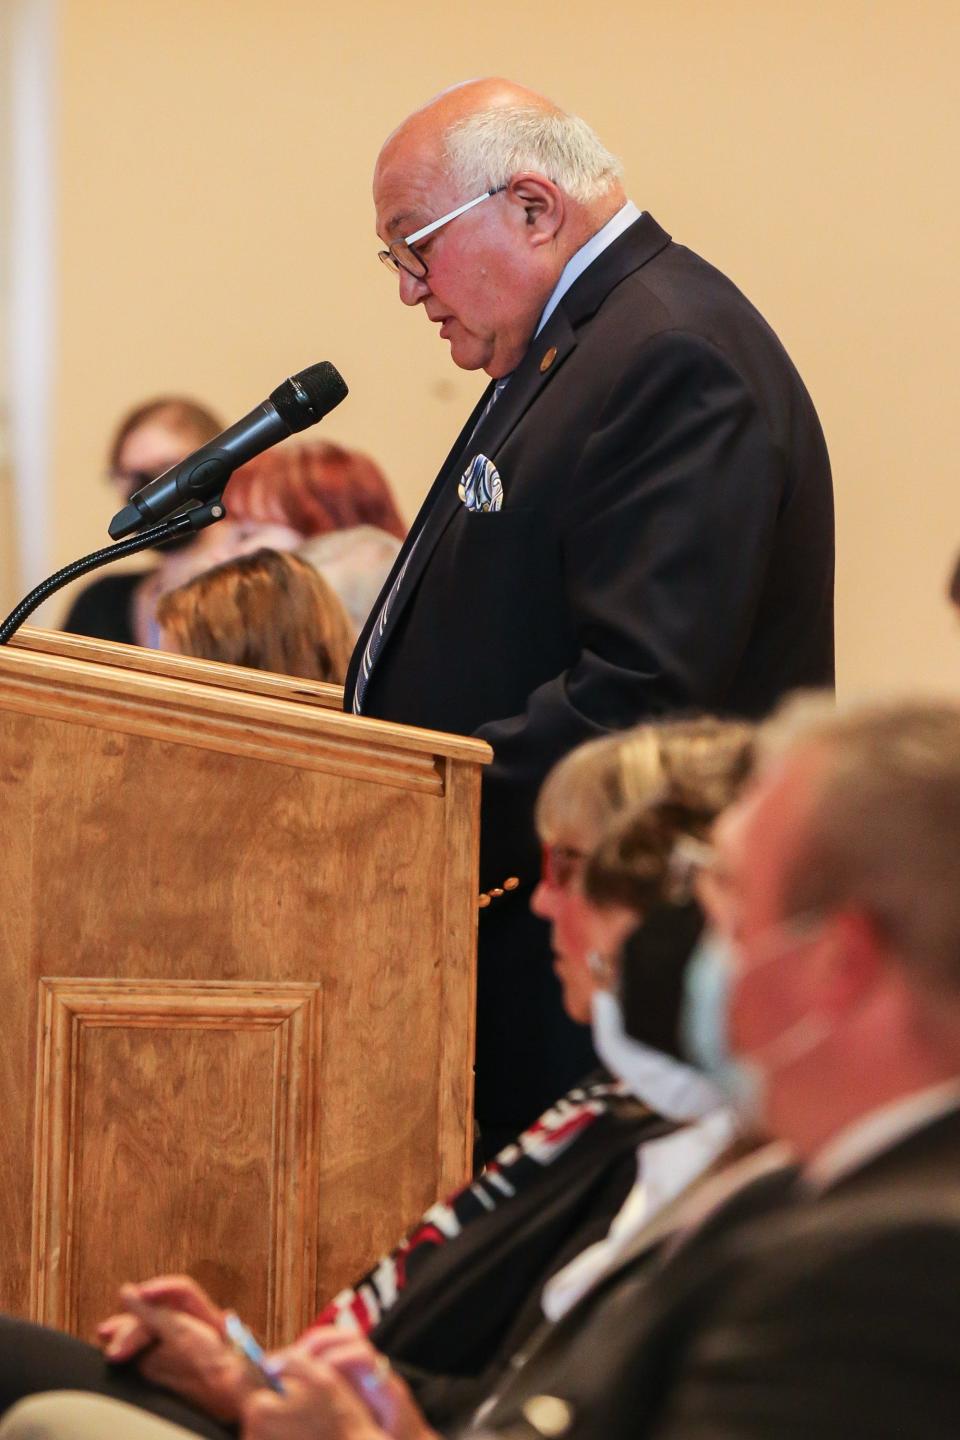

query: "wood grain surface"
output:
32 980 320 1343
0 637 489 1342
13 627 346 711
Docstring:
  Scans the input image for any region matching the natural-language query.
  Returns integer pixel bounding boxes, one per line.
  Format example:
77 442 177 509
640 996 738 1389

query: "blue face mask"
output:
680 925 833 1130
680 929 766 1126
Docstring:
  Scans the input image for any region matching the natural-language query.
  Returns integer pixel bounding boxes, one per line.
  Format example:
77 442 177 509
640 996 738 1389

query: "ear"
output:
503 173 565 247
807 909 889 1016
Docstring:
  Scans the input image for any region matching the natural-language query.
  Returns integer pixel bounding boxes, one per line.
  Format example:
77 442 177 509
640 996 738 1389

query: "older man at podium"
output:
345 77 834 1152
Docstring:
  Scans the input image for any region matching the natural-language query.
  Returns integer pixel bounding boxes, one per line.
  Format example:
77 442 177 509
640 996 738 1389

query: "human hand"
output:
101 1282 257 1423
98 1274 224 1364
272 1330 435 1440
243 1349 439 1440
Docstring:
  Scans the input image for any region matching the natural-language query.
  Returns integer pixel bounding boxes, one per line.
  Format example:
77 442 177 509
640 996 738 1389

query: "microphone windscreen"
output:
271 362 349 432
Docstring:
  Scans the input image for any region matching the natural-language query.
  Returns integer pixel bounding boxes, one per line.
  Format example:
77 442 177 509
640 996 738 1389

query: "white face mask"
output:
590 988 726 1122
680 925 834 1128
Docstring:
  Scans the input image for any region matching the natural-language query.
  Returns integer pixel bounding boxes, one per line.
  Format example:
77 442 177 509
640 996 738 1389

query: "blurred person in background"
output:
63 406 405 649
298 526 402 636
224 440 405 541
63 397 227 646
225 442 405 634
156 549 354 684
0 718 754 1439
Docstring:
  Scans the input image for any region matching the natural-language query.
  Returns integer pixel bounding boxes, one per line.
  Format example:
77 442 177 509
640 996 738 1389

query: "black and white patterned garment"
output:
314 1074 630 1335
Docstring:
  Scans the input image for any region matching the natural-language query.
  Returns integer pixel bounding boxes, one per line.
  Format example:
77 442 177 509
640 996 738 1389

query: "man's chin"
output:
444 331 492 373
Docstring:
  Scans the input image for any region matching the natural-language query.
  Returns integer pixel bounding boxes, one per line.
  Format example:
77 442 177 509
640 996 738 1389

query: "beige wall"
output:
0 0 13 612
0 461 16 614
45 0 960 694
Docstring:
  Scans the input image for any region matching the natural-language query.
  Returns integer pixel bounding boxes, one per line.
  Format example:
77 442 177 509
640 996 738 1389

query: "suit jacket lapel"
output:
473 308 578 459
345 212 675 706
348 313 580 700
560 210 672 329
343 382 495 703
480 1155 799 1432
467 211 673 467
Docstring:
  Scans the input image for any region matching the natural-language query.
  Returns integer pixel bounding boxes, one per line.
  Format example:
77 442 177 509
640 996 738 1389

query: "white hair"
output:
443 105 623 204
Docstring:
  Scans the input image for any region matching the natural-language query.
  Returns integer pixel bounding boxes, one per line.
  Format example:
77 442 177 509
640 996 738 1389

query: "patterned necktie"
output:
352 377 509 715
352 540 419 713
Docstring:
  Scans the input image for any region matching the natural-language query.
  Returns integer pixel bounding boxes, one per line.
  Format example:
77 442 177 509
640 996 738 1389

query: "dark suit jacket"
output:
475 1106 960 1440
346 214 834 1130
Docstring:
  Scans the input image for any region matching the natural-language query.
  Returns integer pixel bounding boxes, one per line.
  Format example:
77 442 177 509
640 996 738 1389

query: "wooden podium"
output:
0 628 490 1344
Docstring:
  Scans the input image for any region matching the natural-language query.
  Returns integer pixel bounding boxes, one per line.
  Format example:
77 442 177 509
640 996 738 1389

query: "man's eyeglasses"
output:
540 842 586 892
378 186 507 281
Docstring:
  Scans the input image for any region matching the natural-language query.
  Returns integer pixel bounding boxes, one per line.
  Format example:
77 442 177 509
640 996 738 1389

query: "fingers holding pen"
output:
265 1339 437 1440
97 1274 225 1362
127 1275 226 1332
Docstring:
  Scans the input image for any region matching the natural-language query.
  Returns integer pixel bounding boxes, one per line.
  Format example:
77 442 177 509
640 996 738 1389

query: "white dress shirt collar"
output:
540 1107 737 1322
534 200 642 338
806 1078 960 1192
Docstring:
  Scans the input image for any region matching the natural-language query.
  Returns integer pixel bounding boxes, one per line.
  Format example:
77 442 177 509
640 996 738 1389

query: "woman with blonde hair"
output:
0 719 755 1440
157 548 354 684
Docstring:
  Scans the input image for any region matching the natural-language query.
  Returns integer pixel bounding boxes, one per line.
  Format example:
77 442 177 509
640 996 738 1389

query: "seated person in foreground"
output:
25 698 960 1440
0 718 755 1437
156 548 355 684
228 695 960 1440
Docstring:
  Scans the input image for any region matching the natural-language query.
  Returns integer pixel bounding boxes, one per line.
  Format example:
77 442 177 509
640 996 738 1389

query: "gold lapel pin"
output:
539 346 558 374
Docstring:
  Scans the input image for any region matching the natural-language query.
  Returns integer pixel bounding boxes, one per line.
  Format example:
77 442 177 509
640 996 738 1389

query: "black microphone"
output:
108 361 349 540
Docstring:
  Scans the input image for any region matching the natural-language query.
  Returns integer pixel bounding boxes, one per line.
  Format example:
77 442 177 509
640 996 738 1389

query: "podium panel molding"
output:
0 650 454 795
31 978 321 1344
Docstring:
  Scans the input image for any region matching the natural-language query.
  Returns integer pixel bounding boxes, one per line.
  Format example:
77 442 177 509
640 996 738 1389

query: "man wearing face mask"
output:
190 695 960 1440
452 695 960 1439
13 700 960 1439
0 721 749 1440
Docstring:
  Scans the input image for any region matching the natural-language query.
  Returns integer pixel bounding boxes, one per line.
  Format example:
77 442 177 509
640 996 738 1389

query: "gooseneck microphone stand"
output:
0 496 227 646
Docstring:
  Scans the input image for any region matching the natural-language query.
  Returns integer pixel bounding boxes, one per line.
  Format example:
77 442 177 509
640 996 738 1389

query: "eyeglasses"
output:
541 842 586 892
378 185 507 281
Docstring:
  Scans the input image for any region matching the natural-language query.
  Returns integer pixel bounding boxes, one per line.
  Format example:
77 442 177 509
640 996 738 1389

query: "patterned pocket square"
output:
458 453 504 513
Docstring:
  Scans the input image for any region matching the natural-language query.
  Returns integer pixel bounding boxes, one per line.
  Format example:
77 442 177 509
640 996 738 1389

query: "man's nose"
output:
398 268 430 306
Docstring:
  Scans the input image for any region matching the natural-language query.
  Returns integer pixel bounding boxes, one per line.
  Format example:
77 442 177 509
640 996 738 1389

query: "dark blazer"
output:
346 214 834 1131
475 1105 960 1440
